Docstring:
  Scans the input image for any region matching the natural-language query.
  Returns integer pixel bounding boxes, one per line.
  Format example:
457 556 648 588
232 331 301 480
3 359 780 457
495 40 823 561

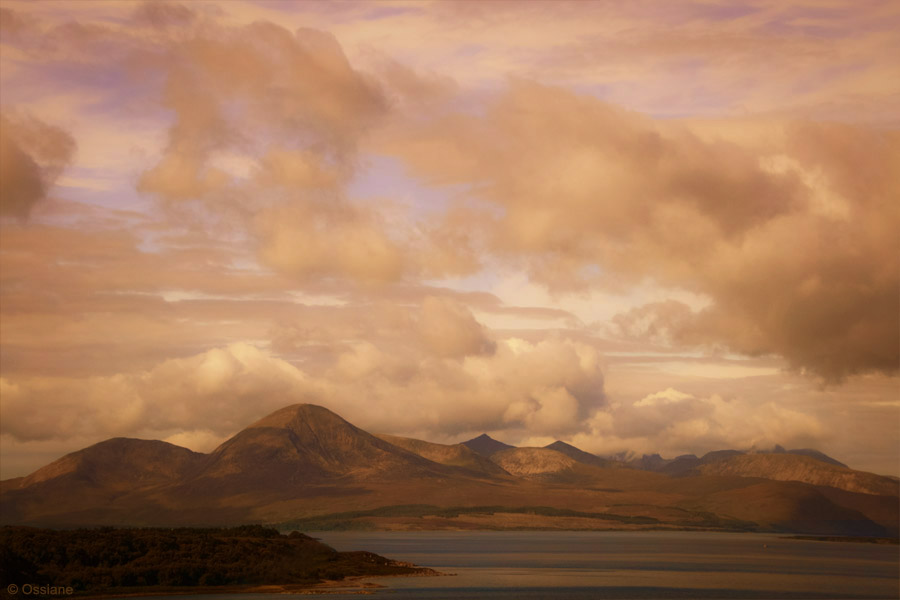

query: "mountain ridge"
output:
1 403 896 537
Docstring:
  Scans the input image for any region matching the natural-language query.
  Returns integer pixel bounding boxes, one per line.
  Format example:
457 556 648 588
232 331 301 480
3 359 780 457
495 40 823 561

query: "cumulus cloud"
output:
0 113 76 218
0 333 603 447
418 296 495 358
385 81 900 381
0 343 317 443
574 387 824 460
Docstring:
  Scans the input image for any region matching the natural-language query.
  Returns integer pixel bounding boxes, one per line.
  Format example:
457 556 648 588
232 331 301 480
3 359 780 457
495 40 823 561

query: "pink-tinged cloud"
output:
383 81 899 381
0 113 75 218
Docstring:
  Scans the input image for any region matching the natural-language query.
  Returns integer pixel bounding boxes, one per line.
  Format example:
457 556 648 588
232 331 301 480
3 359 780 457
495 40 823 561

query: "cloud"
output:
385 81 899 381
0 330 603 446
418 296 495 358
576 387 824 459
254 203 405 283
0 113 76 218
0 343 317 443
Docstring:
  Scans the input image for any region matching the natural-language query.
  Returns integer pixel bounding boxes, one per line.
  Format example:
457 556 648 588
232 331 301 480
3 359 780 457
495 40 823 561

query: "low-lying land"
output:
784 535 900 545
277 504 757 532
0 525 436 598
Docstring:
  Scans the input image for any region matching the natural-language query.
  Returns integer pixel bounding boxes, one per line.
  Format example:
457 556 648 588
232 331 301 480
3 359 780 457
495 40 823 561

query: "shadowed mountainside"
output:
1 403 896 537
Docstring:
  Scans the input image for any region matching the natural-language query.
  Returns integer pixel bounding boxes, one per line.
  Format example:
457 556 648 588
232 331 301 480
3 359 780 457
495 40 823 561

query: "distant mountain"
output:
544 441 613 468
0 438 206 526
697 453 899 496
191 404 451 487
1 403 896 537
8 438 204 490
628 447 848 476
461 433 514 457
375 434 509 477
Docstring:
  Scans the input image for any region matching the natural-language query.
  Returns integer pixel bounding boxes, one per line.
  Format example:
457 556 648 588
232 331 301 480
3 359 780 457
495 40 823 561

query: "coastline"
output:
75 568 453 598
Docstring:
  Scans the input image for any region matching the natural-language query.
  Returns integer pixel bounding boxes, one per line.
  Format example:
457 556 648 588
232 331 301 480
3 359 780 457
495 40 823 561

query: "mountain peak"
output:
544 441 610 468
461 433 514 457
246 403 345 430
198 403 453 486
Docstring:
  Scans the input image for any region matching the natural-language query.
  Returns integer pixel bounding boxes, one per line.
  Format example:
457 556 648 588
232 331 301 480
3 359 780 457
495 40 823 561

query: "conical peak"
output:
546 440 574 450
247 404 349 430
461 433 514 457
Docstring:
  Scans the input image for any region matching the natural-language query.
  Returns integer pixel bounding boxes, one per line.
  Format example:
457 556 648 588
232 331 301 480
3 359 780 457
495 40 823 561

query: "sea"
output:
135 530 900 599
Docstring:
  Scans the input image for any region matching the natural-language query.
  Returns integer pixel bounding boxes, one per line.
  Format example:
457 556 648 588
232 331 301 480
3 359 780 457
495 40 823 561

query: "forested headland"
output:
0 525 430 597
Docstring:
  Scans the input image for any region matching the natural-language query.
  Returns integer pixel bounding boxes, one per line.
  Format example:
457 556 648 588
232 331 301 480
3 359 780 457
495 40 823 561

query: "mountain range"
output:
1 404 897 537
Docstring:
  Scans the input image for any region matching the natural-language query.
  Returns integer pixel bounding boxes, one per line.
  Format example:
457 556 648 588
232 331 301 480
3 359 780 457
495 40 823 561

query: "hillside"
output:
698 453 900 496
0 439 206 526
8 438 204 490
490 447 576 479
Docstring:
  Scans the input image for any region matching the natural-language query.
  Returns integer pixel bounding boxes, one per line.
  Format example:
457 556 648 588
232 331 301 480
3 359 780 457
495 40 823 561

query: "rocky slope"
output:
490 447 577 478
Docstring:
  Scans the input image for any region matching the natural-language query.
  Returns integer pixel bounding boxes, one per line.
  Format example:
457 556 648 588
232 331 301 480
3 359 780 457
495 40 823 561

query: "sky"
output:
1 0 898 479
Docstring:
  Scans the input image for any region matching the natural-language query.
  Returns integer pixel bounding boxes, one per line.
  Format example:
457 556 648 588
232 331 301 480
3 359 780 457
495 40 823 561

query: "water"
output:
135 531 900 599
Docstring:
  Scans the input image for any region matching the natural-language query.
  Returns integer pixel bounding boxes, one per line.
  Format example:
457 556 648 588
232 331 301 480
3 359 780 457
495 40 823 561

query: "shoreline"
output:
782 535 899 545
76 568 453 598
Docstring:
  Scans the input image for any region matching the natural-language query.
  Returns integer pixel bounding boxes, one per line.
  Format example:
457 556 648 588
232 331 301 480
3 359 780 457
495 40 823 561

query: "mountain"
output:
628 447 848 477
0 438 206 526
544 441 613 468
697 453 899 496
375 434 509 477
191 404 452 486
461 433 514 457
1 403 896 537
8 438 204 490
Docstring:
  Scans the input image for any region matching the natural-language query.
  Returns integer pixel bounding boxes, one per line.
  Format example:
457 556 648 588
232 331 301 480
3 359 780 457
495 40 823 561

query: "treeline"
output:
0 525 420 596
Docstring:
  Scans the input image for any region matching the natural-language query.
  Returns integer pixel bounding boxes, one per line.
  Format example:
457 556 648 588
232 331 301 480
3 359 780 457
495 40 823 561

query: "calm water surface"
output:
138 531 900 599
